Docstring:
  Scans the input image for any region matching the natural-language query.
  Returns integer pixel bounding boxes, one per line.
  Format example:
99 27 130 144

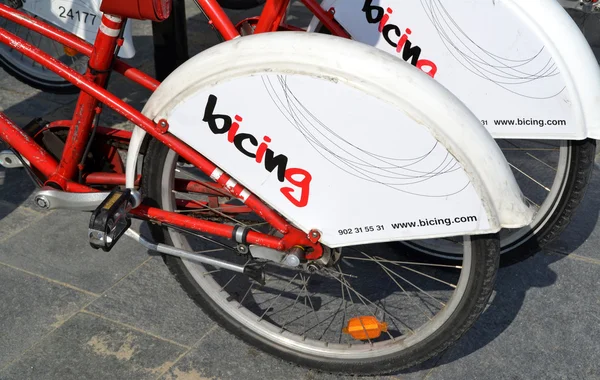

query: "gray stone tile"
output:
0 85 64 120
0 209 149 293
0 312 186 380
0 264 95 369
86 257 215 346
160 328 311 380
426 253 600 380
161 328 427 380
0 166 43 209
0 201 46 242
0 69 78 105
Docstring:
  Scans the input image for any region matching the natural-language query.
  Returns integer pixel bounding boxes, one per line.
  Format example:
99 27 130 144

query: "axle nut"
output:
35 196 49 209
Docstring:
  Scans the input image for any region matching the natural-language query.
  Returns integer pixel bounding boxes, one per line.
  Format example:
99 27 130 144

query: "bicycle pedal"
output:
88 188 135 252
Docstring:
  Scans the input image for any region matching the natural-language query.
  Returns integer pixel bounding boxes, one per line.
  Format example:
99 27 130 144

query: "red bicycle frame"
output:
0 0 348 258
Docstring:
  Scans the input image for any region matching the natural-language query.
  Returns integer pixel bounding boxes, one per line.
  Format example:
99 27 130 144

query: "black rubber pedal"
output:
89 188 133 252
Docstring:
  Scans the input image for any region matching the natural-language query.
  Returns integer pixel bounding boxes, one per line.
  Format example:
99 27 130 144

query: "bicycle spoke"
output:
330 265 414 334
509 163 551 192
174 190 251 228
377 261 435 321
502 140 558 171
176 168 231 197
219 274 237 290
258 273 300 321
343 255 462 269
377 256 457 289
378 266 446 308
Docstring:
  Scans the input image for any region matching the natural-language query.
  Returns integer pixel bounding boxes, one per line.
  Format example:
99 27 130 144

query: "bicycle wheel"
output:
0 1 86 93
401 138 596 266
142 138 500 375
132 32 535 373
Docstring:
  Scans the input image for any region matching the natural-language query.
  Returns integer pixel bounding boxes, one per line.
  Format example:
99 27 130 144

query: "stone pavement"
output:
0 2 600 380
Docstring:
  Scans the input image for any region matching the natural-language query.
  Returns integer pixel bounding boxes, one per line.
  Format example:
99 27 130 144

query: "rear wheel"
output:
401 139 596 266
0 1 86 93
142 138 501 375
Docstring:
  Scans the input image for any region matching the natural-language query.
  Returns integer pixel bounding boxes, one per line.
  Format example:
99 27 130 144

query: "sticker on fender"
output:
165 73 493 247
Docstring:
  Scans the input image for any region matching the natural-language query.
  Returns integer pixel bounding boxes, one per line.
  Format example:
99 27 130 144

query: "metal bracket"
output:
0 150 24 169
125 228 265 284
33 187 111 211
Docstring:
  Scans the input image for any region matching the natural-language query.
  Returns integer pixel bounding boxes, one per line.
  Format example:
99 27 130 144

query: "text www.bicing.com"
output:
482 118 567 127
391 215 478 229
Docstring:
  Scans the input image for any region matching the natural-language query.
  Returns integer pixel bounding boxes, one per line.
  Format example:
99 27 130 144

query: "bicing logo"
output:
362 0 438 78
203 95 312 208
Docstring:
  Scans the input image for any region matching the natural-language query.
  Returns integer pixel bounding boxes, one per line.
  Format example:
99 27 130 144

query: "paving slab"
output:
425 252 600 380
0 70 78 106
0 167 39 209
0 312 186 380
0 209 150 294
86 256 216 346
0 84 65 121
159 327 431 380
0 200 46 242
0 264 95 370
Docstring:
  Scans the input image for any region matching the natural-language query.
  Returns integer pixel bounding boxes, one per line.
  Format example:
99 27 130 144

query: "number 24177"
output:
58 6 97 25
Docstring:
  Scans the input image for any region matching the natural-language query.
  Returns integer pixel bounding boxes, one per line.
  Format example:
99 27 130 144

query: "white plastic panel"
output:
166 73 492 247
309 0 600 140
128 32 535 247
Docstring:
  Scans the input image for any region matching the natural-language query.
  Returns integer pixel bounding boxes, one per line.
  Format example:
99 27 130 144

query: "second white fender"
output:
308 0 600 140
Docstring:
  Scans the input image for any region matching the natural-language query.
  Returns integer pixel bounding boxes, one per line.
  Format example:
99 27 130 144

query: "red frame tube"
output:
0 112 59 179
299 0 351 38
49 15 124 185
254 0 291 34
0 4 159 92
83 173 140 186
131 204 284 249
175 200 252 214
175 179 229 197
0 1 325 256
194 0 240 40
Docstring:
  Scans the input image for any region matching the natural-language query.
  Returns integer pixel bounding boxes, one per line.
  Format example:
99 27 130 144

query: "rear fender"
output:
126 32 535 247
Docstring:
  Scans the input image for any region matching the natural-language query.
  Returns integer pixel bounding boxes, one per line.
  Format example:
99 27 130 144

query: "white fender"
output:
126 32 535 246
308 0 600 140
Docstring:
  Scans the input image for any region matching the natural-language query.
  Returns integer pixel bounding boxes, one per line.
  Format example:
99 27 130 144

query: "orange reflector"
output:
342 316 388 340
63 46 77 57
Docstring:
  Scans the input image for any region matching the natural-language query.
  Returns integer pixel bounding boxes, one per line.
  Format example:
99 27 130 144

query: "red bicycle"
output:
3 0 597 269
0 0 535 375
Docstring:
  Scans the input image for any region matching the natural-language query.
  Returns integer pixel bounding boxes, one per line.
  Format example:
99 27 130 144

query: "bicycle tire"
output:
131 32 531 373
0 1 84 94
142 137 501 375
401 139 596 266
